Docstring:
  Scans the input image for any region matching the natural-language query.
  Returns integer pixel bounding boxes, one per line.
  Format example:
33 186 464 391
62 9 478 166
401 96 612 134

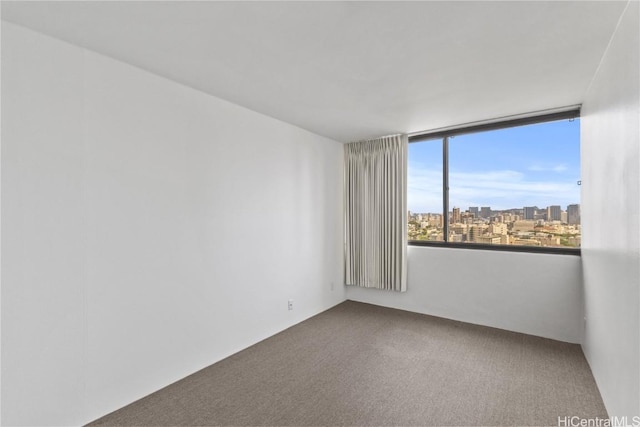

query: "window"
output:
408 111 581 254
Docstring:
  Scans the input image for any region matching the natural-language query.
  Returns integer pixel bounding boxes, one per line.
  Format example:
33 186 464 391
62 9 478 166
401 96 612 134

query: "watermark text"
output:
558 416 640 427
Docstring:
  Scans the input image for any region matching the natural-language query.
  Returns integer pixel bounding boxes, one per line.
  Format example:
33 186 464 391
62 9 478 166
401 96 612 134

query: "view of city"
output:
408 204 581 248
408 118 581 248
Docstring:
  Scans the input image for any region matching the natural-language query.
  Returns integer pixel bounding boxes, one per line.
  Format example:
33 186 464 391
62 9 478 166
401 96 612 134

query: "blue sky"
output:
408 119 581 213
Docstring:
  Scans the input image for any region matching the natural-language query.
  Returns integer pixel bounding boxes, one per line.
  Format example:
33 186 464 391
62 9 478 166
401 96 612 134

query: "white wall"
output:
581 0 640 419
1 15 5 427
1 22 345 426
347 246 584 343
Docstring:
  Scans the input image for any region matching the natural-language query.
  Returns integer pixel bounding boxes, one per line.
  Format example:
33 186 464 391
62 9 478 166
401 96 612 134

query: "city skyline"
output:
409 202 580 215
408 203 581 248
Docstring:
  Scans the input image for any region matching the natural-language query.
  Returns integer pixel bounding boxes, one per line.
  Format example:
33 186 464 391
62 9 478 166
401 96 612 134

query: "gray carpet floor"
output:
89 300 607 426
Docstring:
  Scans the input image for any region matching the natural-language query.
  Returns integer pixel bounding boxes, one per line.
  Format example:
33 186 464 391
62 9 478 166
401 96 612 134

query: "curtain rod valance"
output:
346 133 405 145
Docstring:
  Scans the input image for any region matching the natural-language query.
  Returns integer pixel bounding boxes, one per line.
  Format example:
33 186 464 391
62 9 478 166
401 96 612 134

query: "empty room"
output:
1 1 639 426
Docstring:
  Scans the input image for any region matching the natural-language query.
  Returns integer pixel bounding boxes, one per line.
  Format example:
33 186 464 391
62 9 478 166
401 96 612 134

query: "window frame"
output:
408 109 581 256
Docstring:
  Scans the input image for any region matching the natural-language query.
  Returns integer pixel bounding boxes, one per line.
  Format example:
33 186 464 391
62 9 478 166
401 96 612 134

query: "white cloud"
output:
528 163 568 173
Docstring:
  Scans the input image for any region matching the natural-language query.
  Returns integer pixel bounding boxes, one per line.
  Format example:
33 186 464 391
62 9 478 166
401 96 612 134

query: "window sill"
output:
408 240 581 256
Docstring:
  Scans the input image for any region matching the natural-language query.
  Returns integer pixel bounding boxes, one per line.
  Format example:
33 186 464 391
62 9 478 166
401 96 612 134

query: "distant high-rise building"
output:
567 204 580 225
478 235 501 244
480 206 491 219
513 220 536 232
452 207 461 224
523 206 536 220
468 225 482 242
469 207 479 218
547 205 562 221
489 223 508 235
461 213 474 224
451 224 467 235
449 233 464 243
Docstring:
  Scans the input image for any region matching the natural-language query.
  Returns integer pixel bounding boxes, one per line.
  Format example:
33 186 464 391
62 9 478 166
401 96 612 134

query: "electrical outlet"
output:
330 281 335 291
288 299 293 311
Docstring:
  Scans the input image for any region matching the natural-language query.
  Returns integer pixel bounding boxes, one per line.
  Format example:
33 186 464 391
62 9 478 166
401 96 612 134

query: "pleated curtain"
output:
344 134 408 292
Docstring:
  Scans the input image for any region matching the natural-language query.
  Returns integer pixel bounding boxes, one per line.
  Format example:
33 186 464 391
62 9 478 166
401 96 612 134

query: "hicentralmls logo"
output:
558 416 640 427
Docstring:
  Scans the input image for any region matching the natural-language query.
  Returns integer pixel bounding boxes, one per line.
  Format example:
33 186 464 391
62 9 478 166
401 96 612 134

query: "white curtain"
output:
344 134 408 292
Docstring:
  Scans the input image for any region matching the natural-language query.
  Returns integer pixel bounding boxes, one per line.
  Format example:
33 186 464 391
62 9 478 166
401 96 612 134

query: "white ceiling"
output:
1 1 629 142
